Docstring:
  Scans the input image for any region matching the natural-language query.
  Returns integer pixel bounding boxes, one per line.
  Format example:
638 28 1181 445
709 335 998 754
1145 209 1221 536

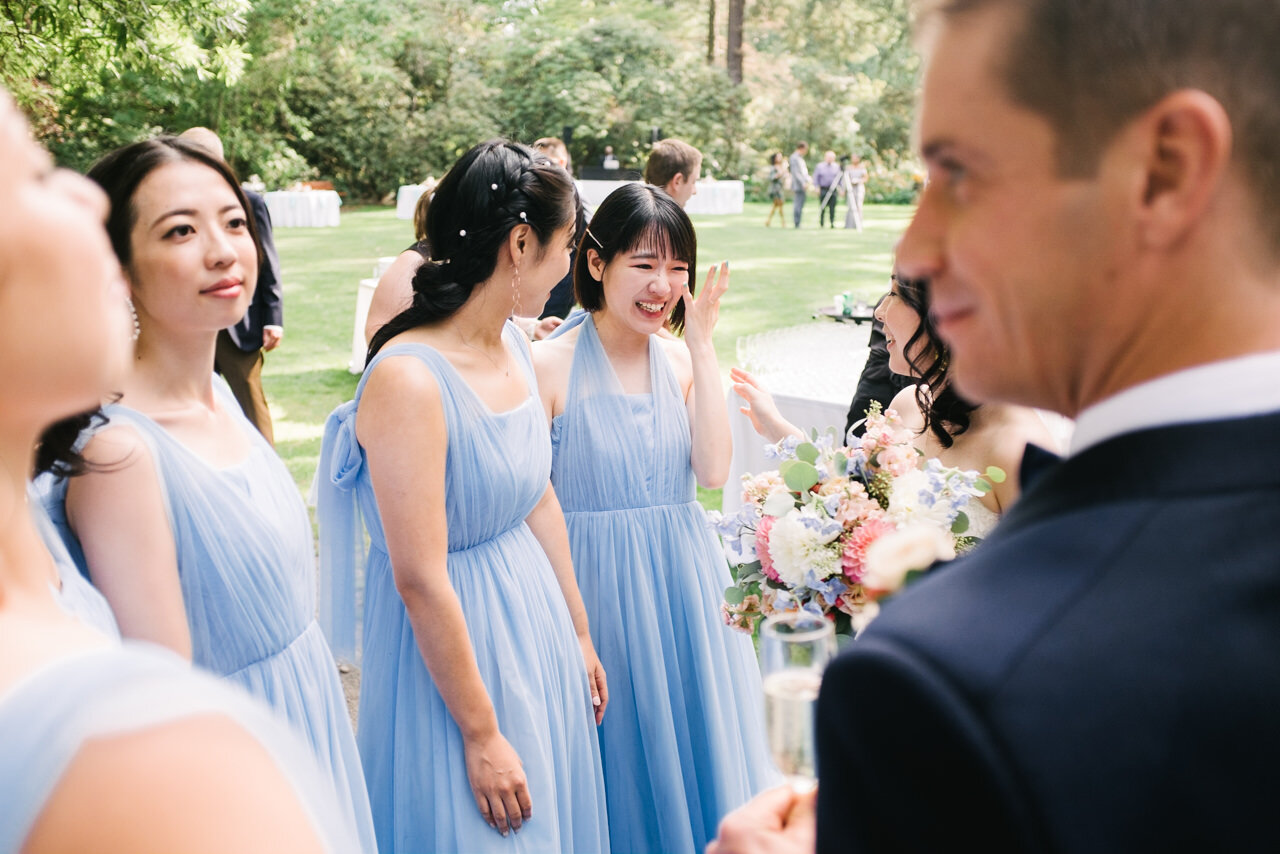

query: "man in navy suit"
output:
711 0 1280 851
180 128 283 444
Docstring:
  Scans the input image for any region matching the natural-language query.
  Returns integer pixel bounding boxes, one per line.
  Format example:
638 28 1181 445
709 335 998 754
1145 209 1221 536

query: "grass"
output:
265 201 913 507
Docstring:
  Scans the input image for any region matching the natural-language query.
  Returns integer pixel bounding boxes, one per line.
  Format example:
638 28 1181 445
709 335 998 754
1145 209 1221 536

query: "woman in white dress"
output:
733 273 1057 526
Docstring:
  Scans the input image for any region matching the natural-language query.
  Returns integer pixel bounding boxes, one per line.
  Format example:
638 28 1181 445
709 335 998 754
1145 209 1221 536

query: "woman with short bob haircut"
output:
533 182 777 854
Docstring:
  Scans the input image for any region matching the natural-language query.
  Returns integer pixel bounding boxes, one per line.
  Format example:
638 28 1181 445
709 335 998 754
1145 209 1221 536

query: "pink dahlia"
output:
755 515 779 582
841 517 897 583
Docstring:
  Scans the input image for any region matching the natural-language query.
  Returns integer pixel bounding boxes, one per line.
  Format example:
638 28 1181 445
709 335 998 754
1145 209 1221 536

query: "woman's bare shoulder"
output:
26 715 326 854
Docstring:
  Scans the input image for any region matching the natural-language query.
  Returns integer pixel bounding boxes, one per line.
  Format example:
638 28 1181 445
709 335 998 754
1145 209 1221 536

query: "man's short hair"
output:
532 137 571 171
644 139 702 188
178 127 225 162
918 0 1280 251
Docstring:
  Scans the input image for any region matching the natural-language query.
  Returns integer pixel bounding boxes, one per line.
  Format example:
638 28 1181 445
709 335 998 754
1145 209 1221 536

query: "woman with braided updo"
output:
318 140 610 853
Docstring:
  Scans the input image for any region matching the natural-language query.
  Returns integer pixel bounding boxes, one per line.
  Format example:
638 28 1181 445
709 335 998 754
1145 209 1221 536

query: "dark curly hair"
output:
891 274 978 449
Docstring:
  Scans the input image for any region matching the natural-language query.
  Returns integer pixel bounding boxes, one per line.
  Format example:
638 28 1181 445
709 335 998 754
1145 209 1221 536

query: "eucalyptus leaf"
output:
951 511 970 534
986 466 1008 483
796 442 819 464
725 586 746 605
780 459 820 492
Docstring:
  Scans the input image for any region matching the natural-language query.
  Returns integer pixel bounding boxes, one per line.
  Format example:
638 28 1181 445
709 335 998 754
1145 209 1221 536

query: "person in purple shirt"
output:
813 150 841 228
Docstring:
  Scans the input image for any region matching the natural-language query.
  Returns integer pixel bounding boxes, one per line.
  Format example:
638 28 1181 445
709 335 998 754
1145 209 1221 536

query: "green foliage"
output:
779 459 820 493
12 0 922 199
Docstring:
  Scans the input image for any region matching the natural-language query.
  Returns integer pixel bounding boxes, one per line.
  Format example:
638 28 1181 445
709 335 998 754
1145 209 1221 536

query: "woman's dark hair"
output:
87 135 262 272
368 140 577 361
37 136 261 478
574 183 697 335
892 274 978 449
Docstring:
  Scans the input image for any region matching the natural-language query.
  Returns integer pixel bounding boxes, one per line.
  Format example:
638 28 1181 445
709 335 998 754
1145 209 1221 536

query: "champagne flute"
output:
760 611 836 793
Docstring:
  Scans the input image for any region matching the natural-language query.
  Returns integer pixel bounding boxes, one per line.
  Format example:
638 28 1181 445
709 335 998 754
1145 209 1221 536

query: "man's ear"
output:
1133 89 1232 250
587 248 605 282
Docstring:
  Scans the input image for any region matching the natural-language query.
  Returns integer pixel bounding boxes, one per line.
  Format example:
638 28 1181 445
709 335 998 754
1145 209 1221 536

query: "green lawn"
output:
265 201 913 507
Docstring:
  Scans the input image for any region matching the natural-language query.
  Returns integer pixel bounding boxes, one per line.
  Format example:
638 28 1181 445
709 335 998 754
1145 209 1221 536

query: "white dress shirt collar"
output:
1069 350 1280 456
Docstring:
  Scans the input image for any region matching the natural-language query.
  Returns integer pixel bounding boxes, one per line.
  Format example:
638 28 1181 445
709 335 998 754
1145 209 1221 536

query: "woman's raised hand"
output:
463 730 532 837
682 261 730 352
729 367 802 444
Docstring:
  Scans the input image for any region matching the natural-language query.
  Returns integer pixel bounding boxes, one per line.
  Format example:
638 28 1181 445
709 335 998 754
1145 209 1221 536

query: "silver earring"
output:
127 297 141 342
511 267 522 314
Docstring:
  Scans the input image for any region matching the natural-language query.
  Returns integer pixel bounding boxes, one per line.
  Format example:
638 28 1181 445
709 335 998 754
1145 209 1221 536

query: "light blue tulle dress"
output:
28 484 119 638
0 642 360 854
41 379 376 854
317 322 610 854
550 313 778 853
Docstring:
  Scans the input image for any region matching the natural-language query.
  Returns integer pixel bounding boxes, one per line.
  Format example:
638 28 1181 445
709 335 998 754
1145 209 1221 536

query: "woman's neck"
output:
591 309 650 361
0 434 60 602
124 325 219 411
450 275 517 348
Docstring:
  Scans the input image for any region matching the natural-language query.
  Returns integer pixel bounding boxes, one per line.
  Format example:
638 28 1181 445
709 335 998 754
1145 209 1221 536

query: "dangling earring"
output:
511 266 522 316
127 296 141 342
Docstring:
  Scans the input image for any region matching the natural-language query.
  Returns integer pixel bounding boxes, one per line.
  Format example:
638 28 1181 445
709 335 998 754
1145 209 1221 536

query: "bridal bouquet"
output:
717 405 999 636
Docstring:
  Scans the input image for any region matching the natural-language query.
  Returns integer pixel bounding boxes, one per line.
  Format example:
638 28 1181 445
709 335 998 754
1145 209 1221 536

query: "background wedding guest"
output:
535 136 581 321
533 184 777 853
179 127 283 444
789 142 810 227
842 153 868 230
38 135 376 852
602 145 620 169
813 150 841 228
364 180 435 344
713 0 1280 850
644 137 703 209
0 88 356 854
318 140 608 853
765 152 787 227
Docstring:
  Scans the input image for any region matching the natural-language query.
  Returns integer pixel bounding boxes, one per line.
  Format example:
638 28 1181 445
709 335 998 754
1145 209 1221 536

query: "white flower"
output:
765 508 842 587
762 490 797 518
863 524 955 593
887 469 955 528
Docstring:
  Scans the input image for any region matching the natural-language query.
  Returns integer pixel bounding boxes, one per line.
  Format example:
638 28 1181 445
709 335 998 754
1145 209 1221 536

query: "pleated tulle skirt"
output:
230 620 376 853
356 522 609 854
566 500 778 854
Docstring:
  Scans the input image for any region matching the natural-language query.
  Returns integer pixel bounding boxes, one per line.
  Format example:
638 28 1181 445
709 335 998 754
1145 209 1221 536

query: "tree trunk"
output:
707 0 716 64
727 0 744 84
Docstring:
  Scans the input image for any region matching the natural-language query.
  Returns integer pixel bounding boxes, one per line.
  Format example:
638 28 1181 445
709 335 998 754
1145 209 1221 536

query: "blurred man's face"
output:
895 5 1124 415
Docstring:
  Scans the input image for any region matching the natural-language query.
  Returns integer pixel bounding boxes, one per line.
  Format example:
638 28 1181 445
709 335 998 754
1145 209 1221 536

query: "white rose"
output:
887 469 955 528
863 524 955 593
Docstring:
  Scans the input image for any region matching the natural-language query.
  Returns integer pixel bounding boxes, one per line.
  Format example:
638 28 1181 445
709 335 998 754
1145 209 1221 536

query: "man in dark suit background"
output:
711 0 1280 851
180 128 282 444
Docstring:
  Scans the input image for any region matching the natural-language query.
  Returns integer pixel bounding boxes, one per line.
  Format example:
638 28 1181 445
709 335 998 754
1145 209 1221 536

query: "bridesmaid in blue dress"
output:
38 137 375 851
318 140 609 853
0 88 354 854
533 184 778 853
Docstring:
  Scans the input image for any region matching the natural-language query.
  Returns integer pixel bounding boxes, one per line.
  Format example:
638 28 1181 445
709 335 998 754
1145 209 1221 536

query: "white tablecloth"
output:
396 184 428 220
574 179 745 215
264 190 341 228
723 322 871 515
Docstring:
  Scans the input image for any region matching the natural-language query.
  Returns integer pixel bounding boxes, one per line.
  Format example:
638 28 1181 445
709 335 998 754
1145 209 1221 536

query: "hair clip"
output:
491 183 498 190
519 211 528 221
585 227 603 248
459 229 467 237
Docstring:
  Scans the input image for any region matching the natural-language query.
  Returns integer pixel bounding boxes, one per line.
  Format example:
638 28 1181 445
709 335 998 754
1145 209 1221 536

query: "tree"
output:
727 0 745 84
